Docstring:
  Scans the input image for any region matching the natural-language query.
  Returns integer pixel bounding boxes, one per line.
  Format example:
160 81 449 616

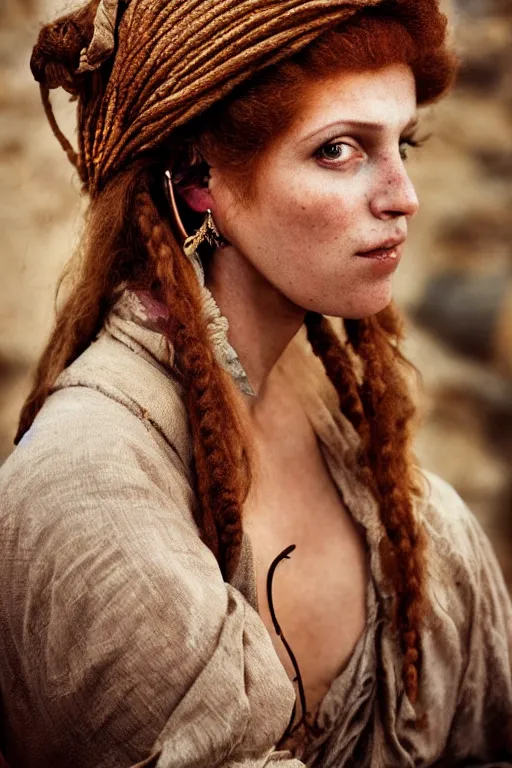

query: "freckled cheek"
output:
266 189 357 246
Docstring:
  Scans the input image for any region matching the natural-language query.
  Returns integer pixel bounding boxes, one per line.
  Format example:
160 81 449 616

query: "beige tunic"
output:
1 296 511 768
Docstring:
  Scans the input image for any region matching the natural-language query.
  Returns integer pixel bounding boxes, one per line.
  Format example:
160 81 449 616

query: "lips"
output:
356 236 406 255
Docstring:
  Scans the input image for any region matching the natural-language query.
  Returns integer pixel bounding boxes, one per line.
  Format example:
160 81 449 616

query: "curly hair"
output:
20 0 458 706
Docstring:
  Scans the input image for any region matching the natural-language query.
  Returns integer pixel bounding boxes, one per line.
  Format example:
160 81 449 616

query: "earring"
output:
164 170 227 257
183 209 227 258
164 169 188 242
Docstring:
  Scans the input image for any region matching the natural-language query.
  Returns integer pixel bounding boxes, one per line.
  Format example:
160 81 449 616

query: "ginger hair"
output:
21 1 458 705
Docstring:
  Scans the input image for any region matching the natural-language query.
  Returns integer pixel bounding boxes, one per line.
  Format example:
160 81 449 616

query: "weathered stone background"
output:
0 1 511 581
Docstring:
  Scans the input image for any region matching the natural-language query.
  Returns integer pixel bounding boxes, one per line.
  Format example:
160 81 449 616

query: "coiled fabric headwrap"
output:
30 0 438 196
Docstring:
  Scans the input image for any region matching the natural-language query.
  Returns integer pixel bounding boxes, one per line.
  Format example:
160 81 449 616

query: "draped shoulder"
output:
417 471 512 761
0 328 301 768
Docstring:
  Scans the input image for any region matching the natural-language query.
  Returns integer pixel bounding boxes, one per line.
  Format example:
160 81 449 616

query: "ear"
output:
178 183 215 213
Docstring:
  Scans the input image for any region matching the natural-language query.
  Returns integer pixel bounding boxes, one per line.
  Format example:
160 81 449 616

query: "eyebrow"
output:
304 115 419 142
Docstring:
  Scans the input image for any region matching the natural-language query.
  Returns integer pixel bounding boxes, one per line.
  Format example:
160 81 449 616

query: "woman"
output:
0 0 511 766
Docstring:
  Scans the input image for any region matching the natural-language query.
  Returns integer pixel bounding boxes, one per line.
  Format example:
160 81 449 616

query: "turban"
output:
30 0 445 194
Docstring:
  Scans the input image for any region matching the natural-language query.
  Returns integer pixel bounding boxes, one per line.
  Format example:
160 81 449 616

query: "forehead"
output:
290 63 417 136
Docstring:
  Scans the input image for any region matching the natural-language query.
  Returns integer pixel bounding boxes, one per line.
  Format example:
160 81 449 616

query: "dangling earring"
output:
183 209 226 257
164 170 227 257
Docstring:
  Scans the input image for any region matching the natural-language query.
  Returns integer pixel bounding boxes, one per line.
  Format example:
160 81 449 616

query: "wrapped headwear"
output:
30 0 449 196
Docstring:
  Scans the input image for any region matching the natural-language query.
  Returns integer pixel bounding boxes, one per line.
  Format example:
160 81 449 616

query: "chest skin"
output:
242 379 368 729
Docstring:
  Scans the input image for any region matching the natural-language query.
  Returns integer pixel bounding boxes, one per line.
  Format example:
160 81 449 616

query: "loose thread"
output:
266 544 312 742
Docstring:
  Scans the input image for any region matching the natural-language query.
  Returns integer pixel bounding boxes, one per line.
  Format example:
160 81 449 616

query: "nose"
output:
369 159 420 221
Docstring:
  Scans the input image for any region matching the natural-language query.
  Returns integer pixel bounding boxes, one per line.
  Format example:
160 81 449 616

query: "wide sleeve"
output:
423 473 512 766
0 388 303 768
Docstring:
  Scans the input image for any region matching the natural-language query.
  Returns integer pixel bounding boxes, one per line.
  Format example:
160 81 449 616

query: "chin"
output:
302 285 393 320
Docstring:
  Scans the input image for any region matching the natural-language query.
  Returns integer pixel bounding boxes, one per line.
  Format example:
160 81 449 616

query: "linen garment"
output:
1 293 511 768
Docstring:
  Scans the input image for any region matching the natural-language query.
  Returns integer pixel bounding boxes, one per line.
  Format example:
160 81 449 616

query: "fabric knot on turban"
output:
76 0 129 73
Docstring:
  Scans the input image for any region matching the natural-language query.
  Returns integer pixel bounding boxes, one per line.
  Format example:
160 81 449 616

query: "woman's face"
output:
208 63 420 319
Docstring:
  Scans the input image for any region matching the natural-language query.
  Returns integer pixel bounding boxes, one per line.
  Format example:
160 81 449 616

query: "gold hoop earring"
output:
164 170 188 242
164 170 227 257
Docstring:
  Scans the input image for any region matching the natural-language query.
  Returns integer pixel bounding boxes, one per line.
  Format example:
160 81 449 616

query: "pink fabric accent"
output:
133 290 170 325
